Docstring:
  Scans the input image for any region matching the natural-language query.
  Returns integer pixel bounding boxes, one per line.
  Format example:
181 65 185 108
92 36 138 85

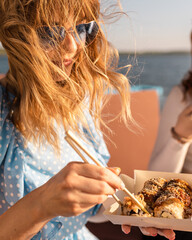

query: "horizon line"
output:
119 50 191 55
0 48 191 56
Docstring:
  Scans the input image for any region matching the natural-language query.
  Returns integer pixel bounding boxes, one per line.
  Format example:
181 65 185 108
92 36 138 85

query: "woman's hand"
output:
38 162 124 220
174 104 192 139
121 225 175 239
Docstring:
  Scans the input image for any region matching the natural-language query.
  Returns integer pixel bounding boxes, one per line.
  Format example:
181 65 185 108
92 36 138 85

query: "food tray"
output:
103 170 192 231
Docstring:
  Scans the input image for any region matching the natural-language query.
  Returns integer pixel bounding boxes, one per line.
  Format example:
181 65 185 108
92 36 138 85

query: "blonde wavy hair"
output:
0 0 132 152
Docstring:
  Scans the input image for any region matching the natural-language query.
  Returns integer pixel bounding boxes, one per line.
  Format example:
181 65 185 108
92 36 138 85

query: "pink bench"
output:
102 89 160 177
87 89 160 239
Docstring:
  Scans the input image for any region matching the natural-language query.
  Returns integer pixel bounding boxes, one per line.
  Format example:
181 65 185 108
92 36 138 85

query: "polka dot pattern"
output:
0 86 109 240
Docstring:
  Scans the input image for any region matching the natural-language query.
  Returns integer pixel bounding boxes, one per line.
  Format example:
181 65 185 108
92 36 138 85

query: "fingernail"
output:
141 229 150 236
110 167 121 175
115 167 121 175
121 225 130 234
120 182 125 190
123 229 130 234
151 230 157 236
169 234 176 240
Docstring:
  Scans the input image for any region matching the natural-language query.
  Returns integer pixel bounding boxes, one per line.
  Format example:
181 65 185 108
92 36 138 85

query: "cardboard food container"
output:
103 170 192 231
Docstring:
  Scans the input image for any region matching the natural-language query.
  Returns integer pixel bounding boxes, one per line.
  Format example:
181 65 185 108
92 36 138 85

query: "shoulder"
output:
164 85 186 109
161 85 188 121
168 85 184 101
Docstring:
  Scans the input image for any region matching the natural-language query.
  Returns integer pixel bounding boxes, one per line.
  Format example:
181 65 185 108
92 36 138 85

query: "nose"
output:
63 32 78 54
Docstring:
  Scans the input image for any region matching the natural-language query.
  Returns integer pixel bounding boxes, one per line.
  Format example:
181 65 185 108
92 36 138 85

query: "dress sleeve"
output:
148 86 191 173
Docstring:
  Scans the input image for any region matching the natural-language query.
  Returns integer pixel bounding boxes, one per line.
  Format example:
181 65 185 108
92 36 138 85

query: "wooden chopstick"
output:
65 136 90 164
65 132 122 205
122 188 149 214
65 130 150 214
66 131 105 167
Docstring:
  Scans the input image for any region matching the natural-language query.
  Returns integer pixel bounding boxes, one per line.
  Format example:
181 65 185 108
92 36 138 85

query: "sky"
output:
0 0 192 53
104 0 192 53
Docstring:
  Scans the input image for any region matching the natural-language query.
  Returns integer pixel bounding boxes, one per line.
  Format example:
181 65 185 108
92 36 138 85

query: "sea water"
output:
0 53 191 105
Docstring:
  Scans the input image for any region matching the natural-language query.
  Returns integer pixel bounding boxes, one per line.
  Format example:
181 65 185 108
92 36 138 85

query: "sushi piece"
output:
122 193 151 217
121 177 192 219
139 177 167 208
153 193 185 219
154 179 192 219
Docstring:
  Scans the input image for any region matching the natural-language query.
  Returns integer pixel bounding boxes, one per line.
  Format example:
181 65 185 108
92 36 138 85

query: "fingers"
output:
140 227 158 237
121 225 175 239
64 190 108 205
57 191 108 216
64 174 117 195
66 162 124 190
121 225 131 234
157 229 175 239
140 227 175 239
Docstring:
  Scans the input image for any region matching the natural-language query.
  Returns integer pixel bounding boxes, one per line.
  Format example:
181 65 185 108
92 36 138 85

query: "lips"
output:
52 59 73 68
63 59 73 67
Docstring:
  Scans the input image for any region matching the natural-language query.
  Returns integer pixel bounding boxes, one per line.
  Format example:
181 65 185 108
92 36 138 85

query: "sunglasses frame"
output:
37 20 99 48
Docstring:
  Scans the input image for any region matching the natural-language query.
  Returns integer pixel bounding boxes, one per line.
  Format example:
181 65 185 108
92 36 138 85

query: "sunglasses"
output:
37 21 99 48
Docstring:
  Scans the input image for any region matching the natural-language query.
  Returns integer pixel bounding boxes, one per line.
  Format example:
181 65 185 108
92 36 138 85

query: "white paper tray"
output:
103 170 192 231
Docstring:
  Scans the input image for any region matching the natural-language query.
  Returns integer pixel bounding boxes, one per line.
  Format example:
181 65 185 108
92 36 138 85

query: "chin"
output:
65 65 73 76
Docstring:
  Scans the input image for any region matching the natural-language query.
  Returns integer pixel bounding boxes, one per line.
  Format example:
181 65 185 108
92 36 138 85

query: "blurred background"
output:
105 0 192 107
0 0 192 107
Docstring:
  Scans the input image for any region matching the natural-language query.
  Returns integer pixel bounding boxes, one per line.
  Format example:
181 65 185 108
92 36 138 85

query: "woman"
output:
149 70 192 173
0 0 175 239
148 69 192 240
149 29 192 174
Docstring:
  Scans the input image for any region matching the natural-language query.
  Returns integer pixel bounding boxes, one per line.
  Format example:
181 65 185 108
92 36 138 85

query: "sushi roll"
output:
154 179 192 219
139 177 167 208
122 193 151 217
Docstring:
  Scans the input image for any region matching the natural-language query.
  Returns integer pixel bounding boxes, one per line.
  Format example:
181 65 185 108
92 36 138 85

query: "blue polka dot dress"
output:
0 85 110 240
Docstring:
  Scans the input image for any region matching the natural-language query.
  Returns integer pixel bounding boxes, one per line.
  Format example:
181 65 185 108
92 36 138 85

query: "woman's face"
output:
45 17 85 80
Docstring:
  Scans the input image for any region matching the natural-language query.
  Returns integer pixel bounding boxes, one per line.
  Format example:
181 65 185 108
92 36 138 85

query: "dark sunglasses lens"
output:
38 26 65 47
75 21 99 45
75 24 86 43
85 21 99 44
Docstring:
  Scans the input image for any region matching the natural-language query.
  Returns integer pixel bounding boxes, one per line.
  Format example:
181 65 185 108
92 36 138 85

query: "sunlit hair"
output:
0 0 133 152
